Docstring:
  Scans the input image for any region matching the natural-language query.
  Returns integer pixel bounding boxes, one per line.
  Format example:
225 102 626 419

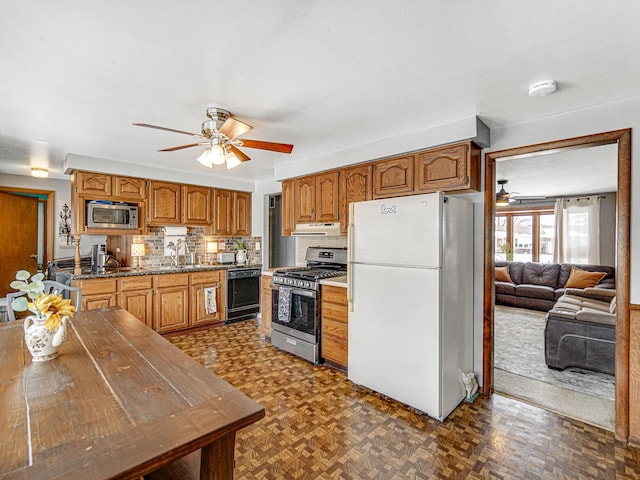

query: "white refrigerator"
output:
347 192 473 420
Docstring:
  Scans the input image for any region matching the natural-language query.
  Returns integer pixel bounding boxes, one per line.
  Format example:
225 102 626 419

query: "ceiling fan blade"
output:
219 117 253 140
240 139 294 154
229 145 251 162
159 143 202 152
133 123 202 137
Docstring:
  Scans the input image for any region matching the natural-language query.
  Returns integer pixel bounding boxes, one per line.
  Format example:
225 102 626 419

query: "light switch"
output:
218 242 226 251
255 242 261 251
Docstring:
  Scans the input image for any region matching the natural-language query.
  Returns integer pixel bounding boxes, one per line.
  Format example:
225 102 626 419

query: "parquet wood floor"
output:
168 319 640 479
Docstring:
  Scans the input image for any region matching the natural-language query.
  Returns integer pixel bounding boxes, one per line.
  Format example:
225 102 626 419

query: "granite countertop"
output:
69 263 262 280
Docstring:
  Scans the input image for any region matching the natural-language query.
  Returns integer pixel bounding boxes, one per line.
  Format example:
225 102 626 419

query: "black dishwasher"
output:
225 267 261 324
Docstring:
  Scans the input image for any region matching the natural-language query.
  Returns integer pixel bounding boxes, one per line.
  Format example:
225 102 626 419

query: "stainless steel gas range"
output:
271 247 347 364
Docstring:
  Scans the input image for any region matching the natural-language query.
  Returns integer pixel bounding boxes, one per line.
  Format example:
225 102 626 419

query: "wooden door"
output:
212 189 233 235
340 164 373 234
148 181 181 225
75 171 112 196
183 185 211 225
113 176 146 200
315 172 340 222
281 179 295 236
414 142 480 193
0 192 39 296
261 275 272 338
155 286 190 333
373 155 415 199
233 191 252 235
294 176 315 224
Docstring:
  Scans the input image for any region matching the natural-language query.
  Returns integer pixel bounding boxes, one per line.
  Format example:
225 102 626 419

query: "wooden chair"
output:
6 280 82 321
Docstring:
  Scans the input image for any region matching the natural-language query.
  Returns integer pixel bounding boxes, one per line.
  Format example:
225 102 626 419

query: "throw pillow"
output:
610 296 617 314
495 266 513 283
565 267 607 289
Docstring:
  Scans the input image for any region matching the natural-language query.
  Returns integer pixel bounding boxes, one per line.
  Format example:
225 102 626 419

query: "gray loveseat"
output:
495 261 615 312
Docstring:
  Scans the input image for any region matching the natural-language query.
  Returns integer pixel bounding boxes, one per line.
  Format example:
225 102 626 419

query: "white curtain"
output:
554 196 600 264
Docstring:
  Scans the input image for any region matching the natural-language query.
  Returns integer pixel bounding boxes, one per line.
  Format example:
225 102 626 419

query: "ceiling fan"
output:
496 179 513 206
133 107 294 169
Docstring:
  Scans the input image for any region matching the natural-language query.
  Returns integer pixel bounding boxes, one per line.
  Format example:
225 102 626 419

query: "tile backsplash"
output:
295 235 347 265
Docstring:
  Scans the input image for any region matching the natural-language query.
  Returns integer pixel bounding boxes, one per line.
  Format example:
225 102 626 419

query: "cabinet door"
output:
113 176 146 200
294 176 315 224
191 282 224 326
75 172 112 196
321 285 348 370
154 286 190 333
212 189 233 235
82 294 117 311
183 185 211 225
414 142 480 193
281 179 295 236
233 191 252 236
148 181 182 225
261 275 272 338
315 171 340 222
373 155 415 199
340 164 372 234
120 290 154 327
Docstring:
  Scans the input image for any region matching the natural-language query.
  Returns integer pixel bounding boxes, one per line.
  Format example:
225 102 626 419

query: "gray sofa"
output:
544 289 616 375
495 261 615 312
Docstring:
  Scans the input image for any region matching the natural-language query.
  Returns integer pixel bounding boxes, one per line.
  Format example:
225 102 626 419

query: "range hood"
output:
291 222 342 236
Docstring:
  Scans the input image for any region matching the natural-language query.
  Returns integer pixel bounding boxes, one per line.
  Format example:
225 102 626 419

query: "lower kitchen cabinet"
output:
190 270 225 326
321 285 348 371
154 273 191 334
73 278 118 311
261 274 272 339
118 276 154 328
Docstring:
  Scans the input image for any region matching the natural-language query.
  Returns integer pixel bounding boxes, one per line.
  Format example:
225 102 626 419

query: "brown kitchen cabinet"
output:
340 164 373 234
294 176 316 224
190 270 225 326
75 172 112 197
154 273 191 334
74 171 145 201
183 185 212 225
315 171 340 222
71 278 118 311
261 274 273 339
414 141 480 193
321 285 348 371
113 176 146 200
148 181 182 225
373 154 415 199
117 276 154 328
281 179 295 236
212 188 252 236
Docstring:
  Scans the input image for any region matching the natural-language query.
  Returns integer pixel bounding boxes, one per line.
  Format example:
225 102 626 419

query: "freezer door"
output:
348 263 441 418
351 193 442 268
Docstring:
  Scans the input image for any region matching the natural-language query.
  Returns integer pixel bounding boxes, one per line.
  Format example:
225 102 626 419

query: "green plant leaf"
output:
31 272 45 282
11 296 29 312
9 280 26 290
15 270 31 281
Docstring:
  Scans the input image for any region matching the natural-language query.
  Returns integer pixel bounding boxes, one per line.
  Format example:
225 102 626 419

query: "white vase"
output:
23 315 68 362
235 249 248 264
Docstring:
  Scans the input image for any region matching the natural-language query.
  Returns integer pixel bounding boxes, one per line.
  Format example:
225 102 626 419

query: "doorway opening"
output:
483 129 631 442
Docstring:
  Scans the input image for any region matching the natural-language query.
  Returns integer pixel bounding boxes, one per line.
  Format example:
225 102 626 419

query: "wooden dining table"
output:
0 306 265 480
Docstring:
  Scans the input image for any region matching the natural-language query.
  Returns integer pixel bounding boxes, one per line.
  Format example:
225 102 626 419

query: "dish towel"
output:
278 287 292 323
204 286 218 314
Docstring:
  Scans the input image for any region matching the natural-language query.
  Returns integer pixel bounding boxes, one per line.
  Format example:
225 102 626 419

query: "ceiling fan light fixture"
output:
496 179 511 206
226 151 242 169
196 148 213 168
210 144 226 165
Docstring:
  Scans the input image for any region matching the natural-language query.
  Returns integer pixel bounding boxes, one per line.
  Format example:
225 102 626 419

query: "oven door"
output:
271 285 319 344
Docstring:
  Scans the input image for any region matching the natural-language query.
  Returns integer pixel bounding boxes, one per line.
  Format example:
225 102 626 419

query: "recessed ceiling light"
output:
31 167 49 178
528 80 557 97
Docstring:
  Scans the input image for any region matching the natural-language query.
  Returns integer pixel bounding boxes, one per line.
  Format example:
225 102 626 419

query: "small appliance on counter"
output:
90 244 107 274
216 253 235 264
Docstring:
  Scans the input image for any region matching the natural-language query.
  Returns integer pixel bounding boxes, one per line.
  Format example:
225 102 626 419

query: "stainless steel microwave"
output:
86 203 138 229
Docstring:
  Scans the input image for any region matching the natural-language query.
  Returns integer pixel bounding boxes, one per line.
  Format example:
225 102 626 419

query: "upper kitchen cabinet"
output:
183 185 211 225
74 171 145 201
281 179 295 236
294 176 315 224
212 188 252 236
340 164 373 234
373 155 415 199
315 171 340 222
414 142 481 193
148 181 182 225
148 182 212 226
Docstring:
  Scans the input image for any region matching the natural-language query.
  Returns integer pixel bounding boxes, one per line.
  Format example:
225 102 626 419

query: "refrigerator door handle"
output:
348 203 355 312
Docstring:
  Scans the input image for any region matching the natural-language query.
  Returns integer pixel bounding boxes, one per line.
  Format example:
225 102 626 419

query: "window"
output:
495 207 555 263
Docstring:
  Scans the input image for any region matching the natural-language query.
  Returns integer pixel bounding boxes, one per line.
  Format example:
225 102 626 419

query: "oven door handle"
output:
289 287 316 299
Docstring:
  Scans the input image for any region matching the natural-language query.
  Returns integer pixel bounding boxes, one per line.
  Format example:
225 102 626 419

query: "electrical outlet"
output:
218 242 226 251
255 242 261 251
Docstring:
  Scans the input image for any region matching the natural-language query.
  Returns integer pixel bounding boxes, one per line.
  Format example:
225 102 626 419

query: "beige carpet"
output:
494 305 615 431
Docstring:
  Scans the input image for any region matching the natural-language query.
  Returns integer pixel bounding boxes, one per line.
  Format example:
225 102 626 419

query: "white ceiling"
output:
1 1 639 187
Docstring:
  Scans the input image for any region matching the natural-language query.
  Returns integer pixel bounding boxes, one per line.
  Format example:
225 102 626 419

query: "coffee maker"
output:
91 244 107 274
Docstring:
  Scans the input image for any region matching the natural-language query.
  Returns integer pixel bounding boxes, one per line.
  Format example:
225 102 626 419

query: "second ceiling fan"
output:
133 107 294 169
